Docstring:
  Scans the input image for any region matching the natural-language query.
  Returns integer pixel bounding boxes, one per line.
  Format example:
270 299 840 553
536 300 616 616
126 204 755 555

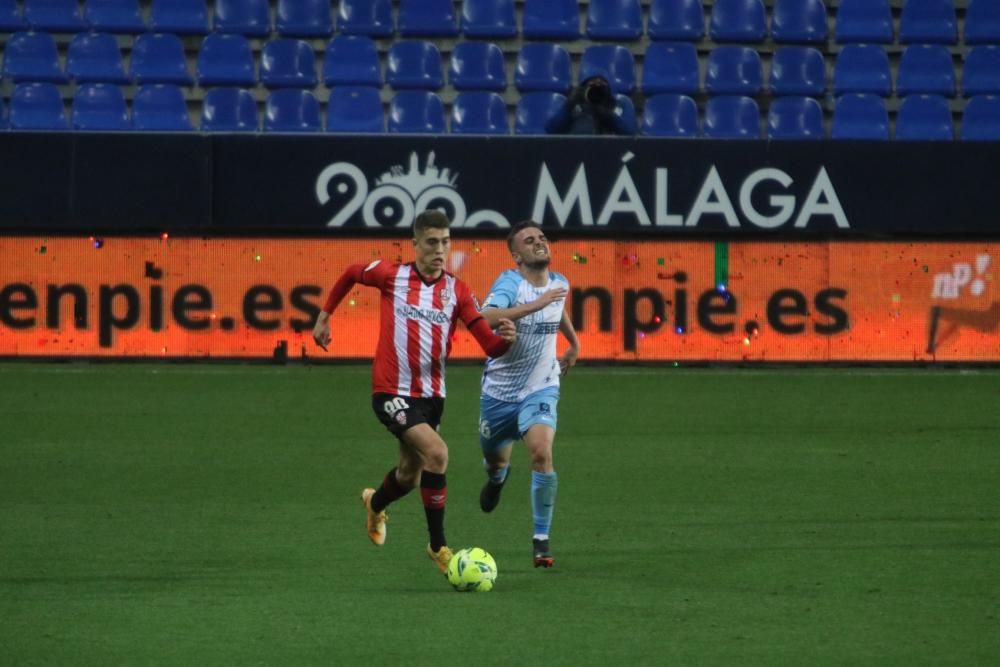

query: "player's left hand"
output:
496 318 516 343
559 347 579 376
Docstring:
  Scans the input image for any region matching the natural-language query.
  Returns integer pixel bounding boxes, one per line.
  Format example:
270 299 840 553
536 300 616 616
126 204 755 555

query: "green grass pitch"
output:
1 364 998 665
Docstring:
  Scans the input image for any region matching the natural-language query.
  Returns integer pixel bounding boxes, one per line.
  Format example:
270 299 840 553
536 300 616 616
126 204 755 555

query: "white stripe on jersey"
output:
438 275 456 397
393 265 412 395
417 279 436 397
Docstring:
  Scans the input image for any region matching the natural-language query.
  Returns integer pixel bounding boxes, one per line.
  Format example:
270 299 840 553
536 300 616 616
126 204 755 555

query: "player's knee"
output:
424 444 448 471
529 448 553 470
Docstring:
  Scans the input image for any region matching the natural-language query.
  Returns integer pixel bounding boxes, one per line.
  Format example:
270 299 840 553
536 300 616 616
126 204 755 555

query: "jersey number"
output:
383 397 410 416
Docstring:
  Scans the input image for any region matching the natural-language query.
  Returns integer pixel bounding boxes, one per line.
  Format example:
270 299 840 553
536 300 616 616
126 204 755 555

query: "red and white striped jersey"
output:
326 260 493 398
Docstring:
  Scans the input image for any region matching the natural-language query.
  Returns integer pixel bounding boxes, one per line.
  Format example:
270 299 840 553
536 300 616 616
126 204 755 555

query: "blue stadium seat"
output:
579 44 636 95
704 95 761 138
260 39 317 89
831 93 889 139
615 94 639 134
451 91 508 134
214 0 270 37
323 35 380 87
132 84 192 131
399 0 458 37
131 33 193 85
641 42 700 95
197 34 255 87
648 0 704 41
522 0 580 40
771 0 828 44
515 91 567 134
201 88 258 132
449 42 506 92
339 0 393 38
72 83 130 130
961 95 1000 141
150 0 209 35
264 89 321 132
515 43 572 93
2 32 67 83
587 0 643 41
899 0 957 45
710 0 767 43
326 86 384 133
276 0 333 37
896 94 954 141
769 47 826 97
834 0 892 44
962 46 1000 97
386 41 443 90
705 46 762 96
896 45 955 98
767 96 825 139
640 93 699 137
965 0 1000 45
0 97 7 130
461 0 516 38
24 0 86 32
388 91 446 133
66 33 129 84
0 0 25 31
833 45 891 97
85 0 145 34
10 82 67 129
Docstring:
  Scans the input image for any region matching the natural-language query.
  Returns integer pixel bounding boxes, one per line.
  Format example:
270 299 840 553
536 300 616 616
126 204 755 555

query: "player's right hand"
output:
496 318 517 343
312 318 332 351
535 287 568 310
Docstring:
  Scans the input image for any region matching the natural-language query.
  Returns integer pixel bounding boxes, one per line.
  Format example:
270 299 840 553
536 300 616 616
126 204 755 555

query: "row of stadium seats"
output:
2 0 999 45
5 31 1000 100
5 81 1000 141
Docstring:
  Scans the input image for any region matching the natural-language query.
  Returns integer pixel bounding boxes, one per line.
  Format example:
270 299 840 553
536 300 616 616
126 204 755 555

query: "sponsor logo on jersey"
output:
396 303 450 325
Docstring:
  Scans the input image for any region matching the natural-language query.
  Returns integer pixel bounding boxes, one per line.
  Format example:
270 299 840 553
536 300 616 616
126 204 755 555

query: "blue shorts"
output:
479 386 560 453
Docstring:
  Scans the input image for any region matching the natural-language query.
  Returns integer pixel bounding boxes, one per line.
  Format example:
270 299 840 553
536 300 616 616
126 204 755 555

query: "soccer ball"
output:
446 547 498 592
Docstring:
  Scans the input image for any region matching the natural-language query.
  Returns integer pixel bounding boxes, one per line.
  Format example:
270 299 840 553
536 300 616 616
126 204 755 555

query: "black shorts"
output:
372 393 445 438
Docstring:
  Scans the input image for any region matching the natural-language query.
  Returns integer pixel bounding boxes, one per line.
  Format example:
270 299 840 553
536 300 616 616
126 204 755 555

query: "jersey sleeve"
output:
455 279 511 358
481 271 519 310
322 260 392 314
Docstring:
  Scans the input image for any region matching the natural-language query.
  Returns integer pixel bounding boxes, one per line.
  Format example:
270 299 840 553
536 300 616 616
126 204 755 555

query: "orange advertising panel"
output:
0 238 996 361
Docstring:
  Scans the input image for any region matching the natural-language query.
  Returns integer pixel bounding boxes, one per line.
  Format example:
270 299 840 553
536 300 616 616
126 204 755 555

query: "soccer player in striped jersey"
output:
311 210 516 575
476 221 580 568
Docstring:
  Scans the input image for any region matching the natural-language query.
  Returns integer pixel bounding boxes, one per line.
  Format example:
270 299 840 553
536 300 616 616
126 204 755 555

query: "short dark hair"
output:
414 210 450 236
507 220 544 251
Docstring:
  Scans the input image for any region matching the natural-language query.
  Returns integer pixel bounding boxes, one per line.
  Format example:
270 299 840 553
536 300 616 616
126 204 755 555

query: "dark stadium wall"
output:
1 134 1000 237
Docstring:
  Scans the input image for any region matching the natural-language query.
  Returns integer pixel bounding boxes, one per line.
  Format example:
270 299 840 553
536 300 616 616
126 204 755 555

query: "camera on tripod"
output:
583 78 612 107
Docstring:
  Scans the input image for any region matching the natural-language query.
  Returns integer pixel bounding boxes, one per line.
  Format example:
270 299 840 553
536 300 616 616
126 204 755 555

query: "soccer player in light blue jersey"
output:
477 221 580 568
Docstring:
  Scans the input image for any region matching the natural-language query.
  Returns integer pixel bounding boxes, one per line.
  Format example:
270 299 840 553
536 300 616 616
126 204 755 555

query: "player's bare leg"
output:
480 445 513 513
524 424 557 568
402 424 454 573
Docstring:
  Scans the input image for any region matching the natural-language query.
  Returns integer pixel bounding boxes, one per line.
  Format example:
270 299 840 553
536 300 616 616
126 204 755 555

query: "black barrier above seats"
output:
0 133 999 238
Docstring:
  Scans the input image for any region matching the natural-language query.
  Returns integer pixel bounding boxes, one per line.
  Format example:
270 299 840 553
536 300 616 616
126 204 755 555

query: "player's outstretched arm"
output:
457 283 515 357
312 311 332 351
312 261 386 352
480 287 567 328
558 310 580 376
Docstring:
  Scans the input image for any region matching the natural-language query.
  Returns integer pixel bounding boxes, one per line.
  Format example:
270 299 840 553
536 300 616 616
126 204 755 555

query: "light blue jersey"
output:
480 269 569 403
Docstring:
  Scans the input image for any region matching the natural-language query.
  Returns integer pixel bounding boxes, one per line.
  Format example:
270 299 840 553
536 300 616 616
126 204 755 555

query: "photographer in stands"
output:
545 75 637 136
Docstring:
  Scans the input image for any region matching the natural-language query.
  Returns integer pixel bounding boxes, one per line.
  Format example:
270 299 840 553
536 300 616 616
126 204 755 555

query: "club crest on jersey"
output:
439 288 452 306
